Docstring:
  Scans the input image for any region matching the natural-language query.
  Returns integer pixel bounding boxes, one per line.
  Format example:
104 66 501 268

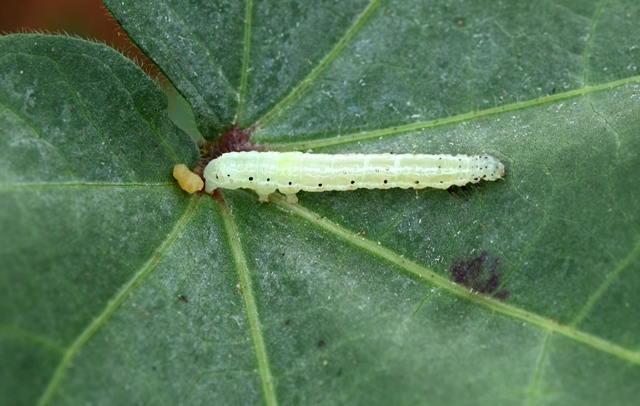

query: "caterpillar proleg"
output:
201 151 504 203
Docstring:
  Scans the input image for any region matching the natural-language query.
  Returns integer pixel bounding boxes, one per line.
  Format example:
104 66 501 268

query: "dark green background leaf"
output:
2 0 640 404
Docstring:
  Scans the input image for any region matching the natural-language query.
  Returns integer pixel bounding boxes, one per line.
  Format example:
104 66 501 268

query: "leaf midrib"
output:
0 183 174 189
36 197 200 406
252 0 383 129
265 192 640 366
220 197 278 406
235 0 254 121
258 75 640 151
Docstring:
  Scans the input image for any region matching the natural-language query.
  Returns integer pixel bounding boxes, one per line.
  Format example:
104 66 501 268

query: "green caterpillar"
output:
199 151 504 203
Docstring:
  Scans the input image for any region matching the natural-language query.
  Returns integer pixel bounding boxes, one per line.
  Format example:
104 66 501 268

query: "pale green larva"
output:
202 151 504 203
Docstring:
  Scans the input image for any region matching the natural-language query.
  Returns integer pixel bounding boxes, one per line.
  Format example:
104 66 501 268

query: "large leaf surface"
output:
2 0 640 404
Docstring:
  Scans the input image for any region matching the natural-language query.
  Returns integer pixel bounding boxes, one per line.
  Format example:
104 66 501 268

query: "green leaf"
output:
2 0 640 404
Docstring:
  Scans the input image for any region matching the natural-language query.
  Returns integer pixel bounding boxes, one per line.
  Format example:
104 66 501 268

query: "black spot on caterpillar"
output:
450 251 510 300
200 151 505 203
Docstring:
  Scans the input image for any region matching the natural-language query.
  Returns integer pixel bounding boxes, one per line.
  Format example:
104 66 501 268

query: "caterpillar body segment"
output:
201 151 504 203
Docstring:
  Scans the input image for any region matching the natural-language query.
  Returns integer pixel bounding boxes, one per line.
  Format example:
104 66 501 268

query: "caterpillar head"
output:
203 158 244 193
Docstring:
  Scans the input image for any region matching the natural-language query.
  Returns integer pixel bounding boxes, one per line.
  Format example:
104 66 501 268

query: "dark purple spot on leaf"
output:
450 251 510 300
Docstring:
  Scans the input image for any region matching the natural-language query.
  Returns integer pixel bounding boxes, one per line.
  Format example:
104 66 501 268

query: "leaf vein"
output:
0 100 77 181
0 326 65 354
570 239 640 327
36 197 200 406
253 0 383 129
527 332 551 406
220 197 278 406
582 0 608 85
263 76 640 151
270 193 640 365
236 0 254 121
0 182 174 190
